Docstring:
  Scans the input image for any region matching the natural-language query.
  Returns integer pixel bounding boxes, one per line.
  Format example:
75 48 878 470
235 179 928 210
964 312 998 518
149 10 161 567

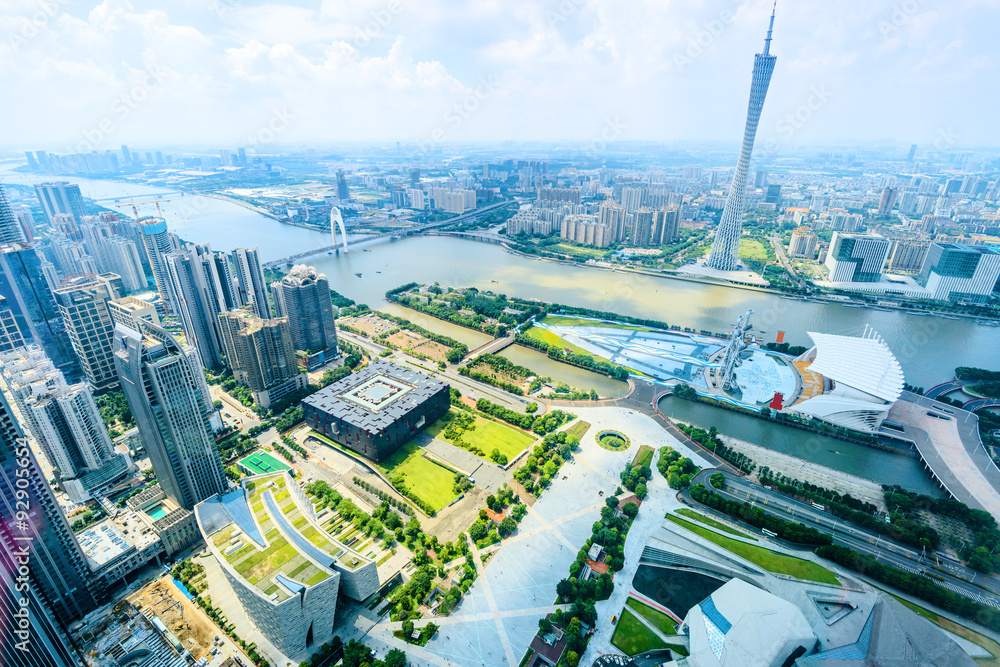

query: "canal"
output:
656 395 941 496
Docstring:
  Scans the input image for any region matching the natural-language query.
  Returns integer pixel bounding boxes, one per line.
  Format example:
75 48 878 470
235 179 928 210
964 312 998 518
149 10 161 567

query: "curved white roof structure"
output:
789 329 904 433
682 579 816 667
804 331 904 403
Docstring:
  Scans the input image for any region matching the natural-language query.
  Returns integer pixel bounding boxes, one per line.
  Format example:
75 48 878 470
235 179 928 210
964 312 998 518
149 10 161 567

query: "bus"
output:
762 528 778 538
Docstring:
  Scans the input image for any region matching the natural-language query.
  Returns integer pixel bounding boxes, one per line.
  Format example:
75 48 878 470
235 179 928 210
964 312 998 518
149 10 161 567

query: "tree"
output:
469 520 488 541
710 472 725 489
622 502 639 519
499 516 517 536
384 648 407 667
538 617 553 635
486 494 498 510
525 402 538 413
402 620 414 638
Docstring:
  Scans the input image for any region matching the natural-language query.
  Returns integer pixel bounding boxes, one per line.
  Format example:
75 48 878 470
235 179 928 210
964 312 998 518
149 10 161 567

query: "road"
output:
770 235 807 289
926 380 970 399
686 468 1000 606
337 329 532 411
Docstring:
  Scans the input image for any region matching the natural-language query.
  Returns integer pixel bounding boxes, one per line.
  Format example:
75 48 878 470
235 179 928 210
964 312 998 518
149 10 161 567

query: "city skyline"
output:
1 0 996 149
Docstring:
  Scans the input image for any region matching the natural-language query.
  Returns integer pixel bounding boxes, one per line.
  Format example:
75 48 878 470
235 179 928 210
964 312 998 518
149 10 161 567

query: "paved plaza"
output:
351 406 714 667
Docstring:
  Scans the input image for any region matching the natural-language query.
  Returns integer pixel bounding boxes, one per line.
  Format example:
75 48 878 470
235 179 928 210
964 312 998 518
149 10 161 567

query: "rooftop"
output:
804 330 904 403
303 360 448 432
196 472 369 604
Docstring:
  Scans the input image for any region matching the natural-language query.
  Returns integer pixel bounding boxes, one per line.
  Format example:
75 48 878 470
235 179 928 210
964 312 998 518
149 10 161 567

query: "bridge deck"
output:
887 392 1000 516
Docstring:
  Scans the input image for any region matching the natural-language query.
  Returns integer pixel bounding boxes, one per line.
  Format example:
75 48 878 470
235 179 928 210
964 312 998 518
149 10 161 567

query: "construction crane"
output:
112 196 174 220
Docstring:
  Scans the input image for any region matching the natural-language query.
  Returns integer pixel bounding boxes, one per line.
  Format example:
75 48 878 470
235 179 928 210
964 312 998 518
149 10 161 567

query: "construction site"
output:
126 576 217 661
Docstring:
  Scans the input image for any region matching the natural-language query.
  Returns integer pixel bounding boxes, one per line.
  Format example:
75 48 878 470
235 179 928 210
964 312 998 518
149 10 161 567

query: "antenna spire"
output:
763 2 776 56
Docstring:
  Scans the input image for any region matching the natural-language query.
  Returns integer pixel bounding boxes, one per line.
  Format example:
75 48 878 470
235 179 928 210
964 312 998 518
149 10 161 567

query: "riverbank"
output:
715 433 888 511
476 232 991 323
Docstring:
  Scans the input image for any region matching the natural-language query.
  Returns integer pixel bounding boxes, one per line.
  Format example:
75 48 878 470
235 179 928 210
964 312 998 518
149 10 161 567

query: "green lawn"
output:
665 515 839 585
625 598 677 635
540 315 653 331
376 442 459 512
675 509 758 540
550 243 607 258
632 445 654 468
426 408 535 461
564 420 592 441
598 432 630 451
522 327 597 358
611 609 668 655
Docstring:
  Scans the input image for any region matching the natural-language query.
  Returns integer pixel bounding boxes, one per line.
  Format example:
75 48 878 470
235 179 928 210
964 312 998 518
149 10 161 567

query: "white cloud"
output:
0 0 996 149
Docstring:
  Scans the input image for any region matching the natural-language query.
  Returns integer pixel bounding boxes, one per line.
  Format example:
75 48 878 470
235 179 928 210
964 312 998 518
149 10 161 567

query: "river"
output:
3 171 985 490
656 395 941 495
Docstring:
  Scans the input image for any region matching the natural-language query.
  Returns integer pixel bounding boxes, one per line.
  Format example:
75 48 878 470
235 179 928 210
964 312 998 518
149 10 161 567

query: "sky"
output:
1 0 996 153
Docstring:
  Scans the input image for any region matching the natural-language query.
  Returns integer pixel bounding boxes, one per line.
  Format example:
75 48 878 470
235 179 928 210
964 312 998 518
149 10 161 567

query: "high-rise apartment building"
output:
0 295 25 352
336 170 350 200
165 247 226 369
112 318 227 510
270 265 338 358
0 244 80 380
824 233 891 283
887 240 930 273
34 181 87 225
231 246 271 319
218 307 308 409
707 9 778 271
652 207 681 245
0 390 98 626
788 226 818 259
107 296 159 331
620 187 646 213
138 216 177 312
877 188 898 215
630 208 655 246
0 346 126 503
52 274 121 391
599 202 627 243
0 186 23 245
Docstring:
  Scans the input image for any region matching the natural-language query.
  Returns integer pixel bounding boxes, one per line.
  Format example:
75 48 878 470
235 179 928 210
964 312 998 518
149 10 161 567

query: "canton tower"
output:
706 6 778 272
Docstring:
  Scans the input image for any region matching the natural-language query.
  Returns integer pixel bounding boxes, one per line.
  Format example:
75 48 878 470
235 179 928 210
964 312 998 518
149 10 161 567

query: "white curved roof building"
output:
681 579 816 667
789 329 904 433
